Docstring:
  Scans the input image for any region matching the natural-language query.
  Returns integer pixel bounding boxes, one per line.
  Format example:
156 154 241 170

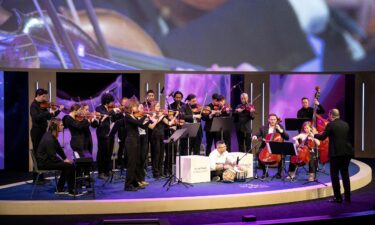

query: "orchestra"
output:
33 88 332 195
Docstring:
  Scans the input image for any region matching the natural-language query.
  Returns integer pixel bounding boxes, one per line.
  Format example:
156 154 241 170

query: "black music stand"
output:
267 142 297 181
163 128 193 191
182 123 201 155
285 118 311 131
210 117 233 141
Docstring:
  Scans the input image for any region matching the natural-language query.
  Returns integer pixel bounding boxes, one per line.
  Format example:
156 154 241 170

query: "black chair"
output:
30 149 59 199
73 151 96 198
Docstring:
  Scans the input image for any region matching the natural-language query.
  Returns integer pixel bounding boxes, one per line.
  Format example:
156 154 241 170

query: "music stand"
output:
182 123 201 155
285 118 311 131
267 142 297 181
163 128 193 190
210 117 233 141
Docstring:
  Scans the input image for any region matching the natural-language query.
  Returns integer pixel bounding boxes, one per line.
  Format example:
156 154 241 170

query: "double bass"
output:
258 117 283 166
312 86 329 164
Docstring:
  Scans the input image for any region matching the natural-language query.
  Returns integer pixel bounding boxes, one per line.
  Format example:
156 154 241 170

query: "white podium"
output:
175 155 211 183
228 152 253 178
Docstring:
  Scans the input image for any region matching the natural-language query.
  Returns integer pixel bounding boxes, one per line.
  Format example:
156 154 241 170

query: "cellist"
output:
252 113 289 179
287 121 320 181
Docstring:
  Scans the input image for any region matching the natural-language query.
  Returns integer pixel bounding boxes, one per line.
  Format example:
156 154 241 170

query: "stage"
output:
0 159 371 216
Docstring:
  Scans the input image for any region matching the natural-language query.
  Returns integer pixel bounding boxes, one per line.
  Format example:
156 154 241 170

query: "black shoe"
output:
328 197 343 203
275 173 282 179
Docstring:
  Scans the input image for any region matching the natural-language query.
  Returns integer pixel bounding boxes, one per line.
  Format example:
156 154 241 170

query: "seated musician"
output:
252 113 289 179
36 118 82 196
208 141 235 181
288 121 320 181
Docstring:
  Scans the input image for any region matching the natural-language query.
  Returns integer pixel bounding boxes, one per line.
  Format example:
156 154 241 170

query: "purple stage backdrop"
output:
0 71 4 169
56 75 123 160
165 73 231 107
270 74 346 137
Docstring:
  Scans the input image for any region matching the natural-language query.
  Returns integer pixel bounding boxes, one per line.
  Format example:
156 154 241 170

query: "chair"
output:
30 149 59 199
73 151 96 198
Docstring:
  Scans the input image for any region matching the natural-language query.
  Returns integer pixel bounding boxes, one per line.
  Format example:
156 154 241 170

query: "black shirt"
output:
37 132 66 166
233 104 255 133
30 100 60 130
297 105 325 119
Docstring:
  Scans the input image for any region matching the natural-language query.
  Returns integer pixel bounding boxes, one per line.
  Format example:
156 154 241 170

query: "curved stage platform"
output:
0 159 372 215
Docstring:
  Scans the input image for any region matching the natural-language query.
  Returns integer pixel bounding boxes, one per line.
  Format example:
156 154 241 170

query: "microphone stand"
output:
236 140 263 181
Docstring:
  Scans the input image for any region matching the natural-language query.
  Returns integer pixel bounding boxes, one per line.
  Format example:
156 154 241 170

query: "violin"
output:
191 104 203 114
39 101 58 110
75 111 103 121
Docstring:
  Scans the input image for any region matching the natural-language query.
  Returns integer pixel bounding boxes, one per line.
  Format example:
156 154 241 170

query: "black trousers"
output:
117 140 127 169
96 137 111 174
39 161 75 192
205 131 220 156
164 142 176 176
330 156 351 200
31 127 46 181
151 135 165 177
236 131 251 153
139 135 148 181
223 130 231 152
125 136 141 188
190 127 203 155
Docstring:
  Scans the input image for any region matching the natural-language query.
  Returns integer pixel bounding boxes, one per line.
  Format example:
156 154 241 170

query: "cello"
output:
312 86 329 164
258 117 283 166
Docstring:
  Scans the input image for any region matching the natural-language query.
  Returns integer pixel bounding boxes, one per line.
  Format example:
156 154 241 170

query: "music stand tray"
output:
266 141 296 181
182 123 201 155
285 118 311 131
210 117 233 141
163 128 193 190
182 123 201 138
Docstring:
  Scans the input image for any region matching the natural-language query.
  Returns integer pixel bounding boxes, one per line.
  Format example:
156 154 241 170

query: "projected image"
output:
0 71 4 169
1 0 375 71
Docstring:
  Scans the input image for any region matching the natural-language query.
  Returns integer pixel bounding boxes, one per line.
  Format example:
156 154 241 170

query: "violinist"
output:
109 97 129 169
165 91 184 176
234 93 255 153
297 97 325 120
180 94 203 155
80 104 96 155
93 93 117 180
252 113 289 179
287 121 320 181
30 88 63 183
142 90 156 162
62 104 97 157
168 91 186 111
218 95 232 151
142 90 155 110
119 99 153 191
149 101 177 178
202 93 222 156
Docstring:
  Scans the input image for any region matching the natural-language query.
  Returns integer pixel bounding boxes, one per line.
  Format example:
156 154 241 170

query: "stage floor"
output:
0 159 372 215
